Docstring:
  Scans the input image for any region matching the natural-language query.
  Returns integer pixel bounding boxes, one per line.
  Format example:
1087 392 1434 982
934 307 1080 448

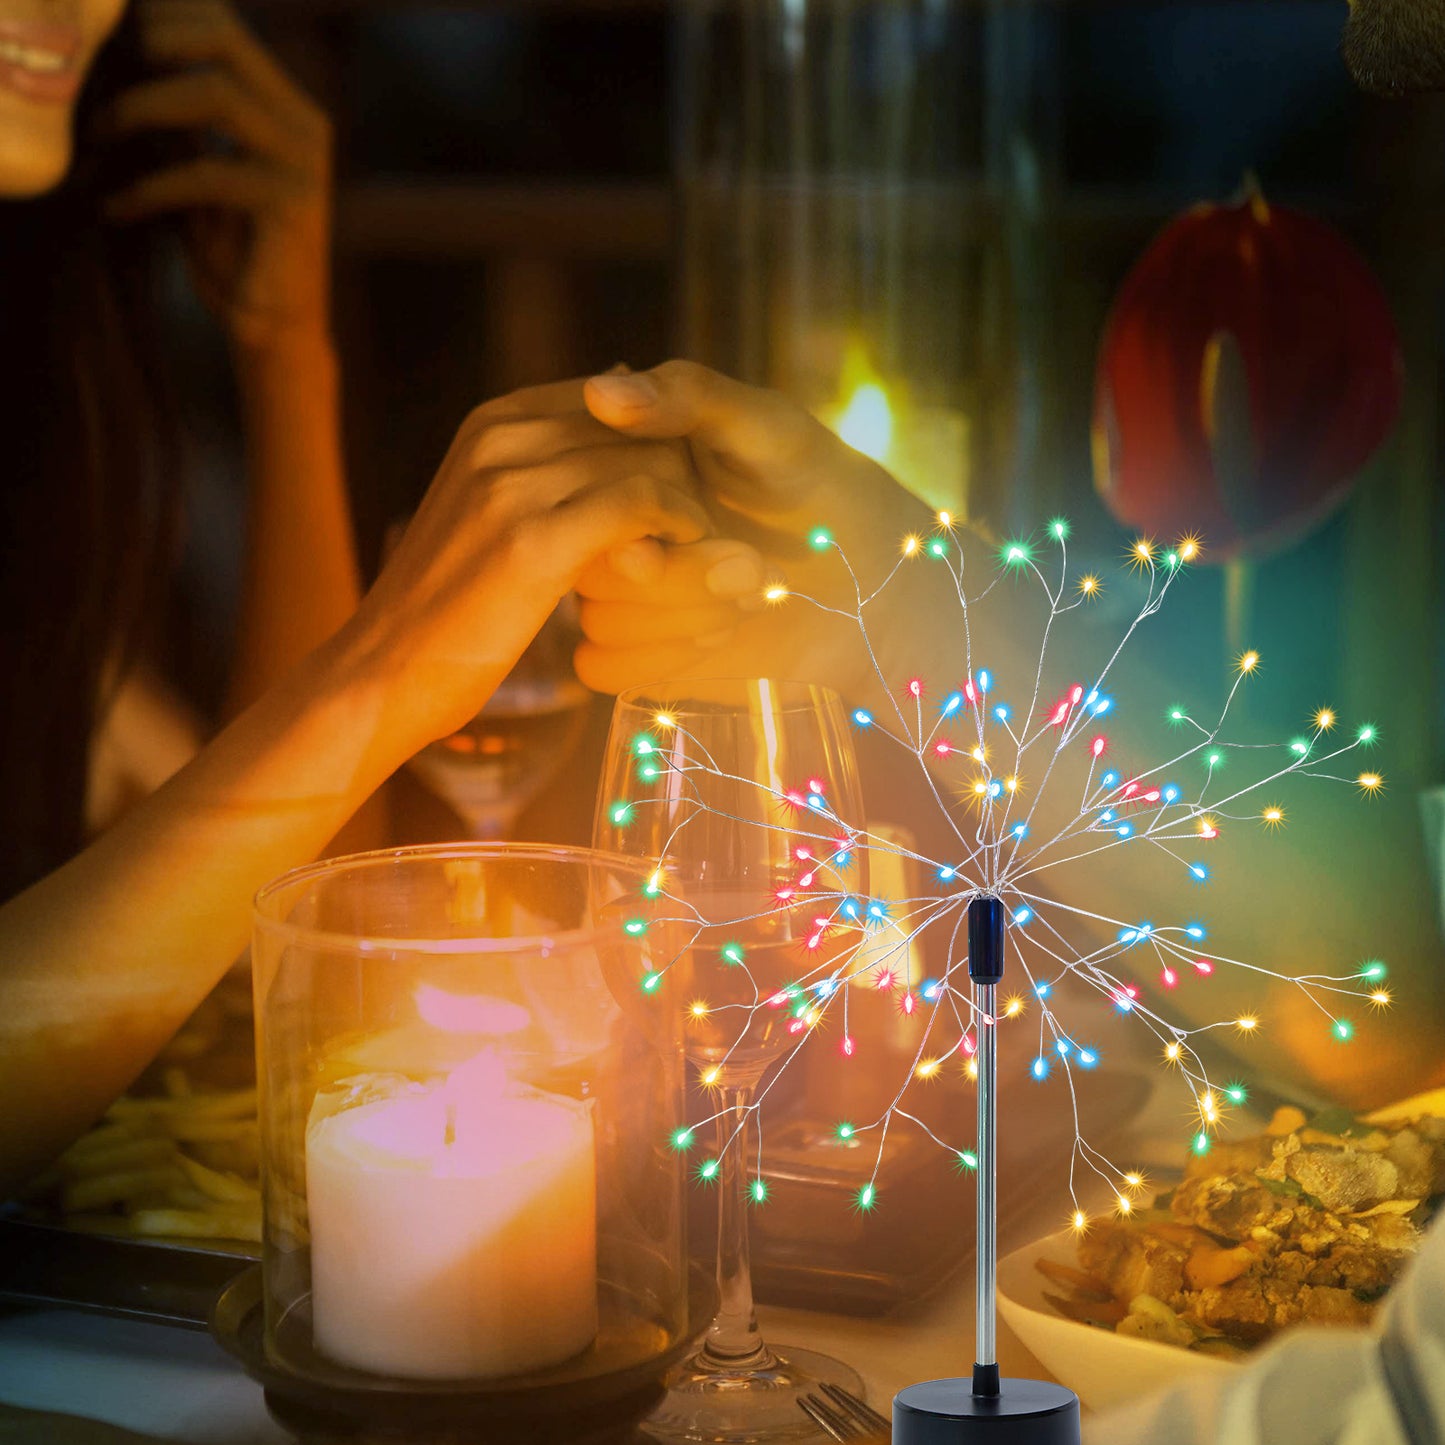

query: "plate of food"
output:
997 1089 1445 1412
0 968 261 1326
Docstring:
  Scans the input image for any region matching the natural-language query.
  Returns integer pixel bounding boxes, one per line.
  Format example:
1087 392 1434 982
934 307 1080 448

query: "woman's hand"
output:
573 361 936 699
337 380 709 757
104 0 331 351
101 4 355 719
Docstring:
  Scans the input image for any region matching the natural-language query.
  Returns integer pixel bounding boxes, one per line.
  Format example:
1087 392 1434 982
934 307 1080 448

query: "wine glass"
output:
595 679 868 1444
407 597 592 839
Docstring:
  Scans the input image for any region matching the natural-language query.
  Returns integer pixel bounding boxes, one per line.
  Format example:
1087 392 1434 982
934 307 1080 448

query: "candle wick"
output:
444 1099 457 1148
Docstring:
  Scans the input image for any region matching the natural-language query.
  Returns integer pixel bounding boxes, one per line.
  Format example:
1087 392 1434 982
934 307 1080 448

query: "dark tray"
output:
0 1214 256 1330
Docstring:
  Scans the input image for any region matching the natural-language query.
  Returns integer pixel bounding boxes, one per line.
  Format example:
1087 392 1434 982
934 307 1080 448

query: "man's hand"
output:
575 360 934 698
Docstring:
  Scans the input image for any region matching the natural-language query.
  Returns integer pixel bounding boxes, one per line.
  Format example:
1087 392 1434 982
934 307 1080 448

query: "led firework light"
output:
612 519 1385 1441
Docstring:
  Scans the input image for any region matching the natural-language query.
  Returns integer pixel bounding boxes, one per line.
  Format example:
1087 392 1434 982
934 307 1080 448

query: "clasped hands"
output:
341 360 934 763
573 361 905 697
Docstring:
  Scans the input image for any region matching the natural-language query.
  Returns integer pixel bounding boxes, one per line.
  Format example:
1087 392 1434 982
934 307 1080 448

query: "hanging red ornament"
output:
1092 180 1403 561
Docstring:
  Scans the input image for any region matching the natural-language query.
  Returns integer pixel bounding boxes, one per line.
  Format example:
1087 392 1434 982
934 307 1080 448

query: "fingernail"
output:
611 540 663 584
697 628 736 650
705 552 764 598
588 373 658 409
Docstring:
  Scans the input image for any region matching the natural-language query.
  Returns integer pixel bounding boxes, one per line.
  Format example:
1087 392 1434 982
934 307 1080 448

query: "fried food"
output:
27 1070 262 1244
20 969 261 1246
1043 1106 1445 1355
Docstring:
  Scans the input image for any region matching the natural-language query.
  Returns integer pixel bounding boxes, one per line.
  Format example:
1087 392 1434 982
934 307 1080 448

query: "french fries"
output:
29 1064 262 1245
59 1137 176 1177
127 1207 262 1244
60 1166 190 1214
108 1087 256 1123
176 1154 260 1205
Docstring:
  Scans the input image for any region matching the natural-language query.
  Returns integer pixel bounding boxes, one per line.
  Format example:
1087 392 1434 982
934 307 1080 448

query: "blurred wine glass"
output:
386 519 591 839
595 679 868 1444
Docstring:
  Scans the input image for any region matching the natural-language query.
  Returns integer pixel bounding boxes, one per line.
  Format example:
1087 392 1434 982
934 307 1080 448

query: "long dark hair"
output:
0 11 184 900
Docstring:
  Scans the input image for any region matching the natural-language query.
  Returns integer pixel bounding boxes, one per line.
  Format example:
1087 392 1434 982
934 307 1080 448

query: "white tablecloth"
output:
0 1311 285 1445
0 1275 1037 1443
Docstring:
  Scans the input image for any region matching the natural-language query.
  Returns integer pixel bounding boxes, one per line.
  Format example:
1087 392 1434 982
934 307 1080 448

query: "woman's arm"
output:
108 0 361 712
0 385 706 1194
227 330 359 715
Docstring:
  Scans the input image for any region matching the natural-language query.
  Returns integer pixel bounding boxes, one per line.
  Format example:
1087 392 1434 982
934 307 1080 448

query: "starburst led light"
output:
613 519 1387 1229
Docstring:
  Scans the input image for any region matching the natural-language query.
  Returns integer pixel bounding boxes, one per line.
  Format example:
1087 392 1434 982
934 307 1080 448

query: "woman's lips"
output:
0 21 82 105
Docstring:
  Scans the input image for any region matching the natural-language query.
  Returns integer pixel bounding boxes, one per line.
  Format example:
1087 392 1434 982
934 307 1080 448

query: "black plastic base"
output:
894 1377 1081 1445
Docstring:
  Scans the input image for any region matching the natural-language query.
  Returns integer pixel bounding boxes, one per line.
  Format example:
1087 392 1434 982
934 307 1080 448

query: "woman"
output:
4 0 359 896
0 0 708 1192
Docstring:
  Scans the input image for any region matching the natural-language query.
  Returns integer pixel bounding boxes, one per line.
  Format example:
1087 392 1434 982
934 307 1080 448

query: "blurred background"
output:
161 0 1445 842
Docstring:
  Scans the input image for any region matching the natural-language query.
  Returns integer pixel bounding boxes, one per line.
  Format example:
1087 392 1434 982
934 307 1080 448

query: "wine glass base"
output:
639 1344 867 1444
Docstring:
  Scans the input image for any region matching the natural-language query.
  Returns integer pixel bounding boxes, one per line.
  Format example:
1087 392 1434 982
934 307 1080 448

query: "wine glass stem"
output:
457 805 516 842
699 1084 774 1372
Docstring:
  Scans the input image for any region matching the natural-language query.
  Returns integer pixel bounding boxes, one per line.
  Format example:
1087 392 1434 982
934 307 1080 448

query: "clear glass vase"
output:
674 0 1060 528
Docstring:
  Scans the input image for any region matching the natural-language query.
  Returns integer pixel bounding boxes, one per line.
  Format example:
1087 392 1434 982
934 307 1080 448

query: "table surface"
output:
0 1091 1158 1444
0 1073 1205 1445
0 1275 1053 1445
0 775 1226 1442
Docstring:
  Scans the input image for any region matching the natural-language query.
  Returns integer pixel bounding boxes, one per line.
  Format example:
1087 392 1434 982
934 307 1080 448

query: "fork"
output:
797 1383 891 1441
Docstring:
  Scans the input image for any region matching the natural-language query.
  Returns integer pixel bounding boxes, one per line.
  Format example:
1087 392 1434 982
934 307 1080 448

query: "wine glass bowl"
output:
595 680 869 1443
597 681 868 1082
407 595 591 840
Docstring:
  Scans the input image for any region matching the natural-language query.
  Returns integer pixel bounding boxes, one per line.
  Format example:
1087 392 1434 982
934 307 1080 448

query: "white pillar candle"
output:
305 1052 597 1380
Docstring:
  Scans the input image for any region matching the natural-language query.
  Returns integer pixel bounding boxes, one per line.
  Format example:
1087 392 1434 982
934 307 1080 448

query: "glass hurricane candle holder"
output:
247 844 692 1433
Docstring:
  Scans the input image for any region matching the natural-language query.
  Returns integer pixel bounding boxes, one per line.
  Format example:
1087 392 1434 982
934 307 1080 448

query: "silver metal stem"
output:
975 981 997 1368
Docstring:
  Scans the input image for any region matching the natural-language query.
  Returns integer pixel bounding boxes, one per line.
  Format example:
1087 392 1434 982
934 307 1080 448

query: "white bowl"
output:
1367 1086 1445 1124
996 1088 1445 1412
997 1227 1236 1412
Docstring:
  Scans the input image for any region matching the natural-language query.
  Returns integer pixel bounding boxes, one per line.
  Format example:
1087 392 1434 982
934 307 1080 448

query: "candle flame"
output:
439 1051 509 1125
835 382 894 464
